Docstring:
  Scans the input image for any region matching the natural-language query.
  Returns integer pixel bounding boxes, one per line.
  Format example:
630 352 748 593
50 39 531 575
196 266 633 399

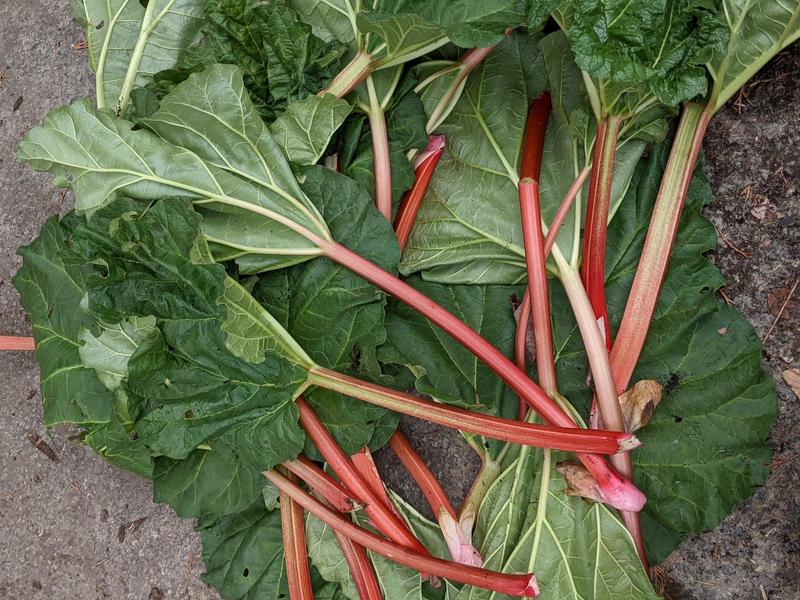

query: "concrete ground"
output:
0 3 797 599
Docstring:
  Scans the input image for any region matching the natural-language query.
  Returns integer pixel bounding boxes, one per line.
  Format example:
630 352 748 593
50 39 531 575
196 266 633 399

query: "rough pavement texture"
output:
0 3 797 599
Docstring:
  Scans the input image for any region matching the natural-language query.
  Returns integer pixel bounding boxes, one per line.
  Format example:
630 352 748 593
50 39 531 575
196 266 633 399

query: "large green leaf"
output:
271 95 352 165
707 0 800 111
204 0 346 121
13 214 154 477
565 0 729 107
66 199 308 470
199 502 289 599
153 443 264 518
18 66 331 273
459 450 656 600
71 0 205 112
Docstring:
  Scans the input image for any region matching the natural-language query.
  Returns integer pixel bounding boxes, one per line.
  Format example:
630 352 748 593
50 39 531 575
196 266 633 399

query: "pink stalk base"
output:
317 240 645 511
264 470 539 597
0 336 35 351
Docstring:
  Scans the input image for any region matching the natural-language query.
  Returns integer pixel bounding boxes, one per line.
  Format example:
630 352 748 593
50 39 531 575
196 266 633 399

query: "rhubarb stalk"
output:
333 531 384 599
284 456 360 513
320 51 373 98
580 115 624 350
365 75 393 220
308 367 639 455
394 135 446 249
296 397 430 557
263 470 540 597
280 472 315 600
610 103 710 393
0 336 35 351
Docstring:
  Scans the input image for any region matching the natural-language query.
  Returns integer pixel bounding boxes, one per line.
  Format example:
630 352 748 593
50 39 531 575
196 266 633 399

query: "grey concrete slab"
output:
0 2 797 600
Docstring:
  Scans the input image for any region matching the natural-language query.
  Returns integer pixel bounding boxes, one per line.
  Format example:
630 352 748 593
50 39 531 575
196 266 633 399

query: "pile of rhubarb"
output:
3 1 793 598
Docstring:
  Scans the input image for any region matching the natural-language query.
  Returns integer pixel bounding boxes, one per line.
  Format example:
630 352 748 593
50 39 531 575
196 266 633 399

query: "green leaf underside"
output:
399 32 646 283
270 95 352 165
18 66 330 273
708 0 800 110
71 0 205 110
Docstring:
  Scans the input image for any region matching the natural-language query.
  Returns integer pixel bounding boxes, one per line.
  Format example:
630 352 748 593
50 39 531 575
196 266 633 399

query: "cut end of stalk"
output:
523 575 540 597
617 435 642 453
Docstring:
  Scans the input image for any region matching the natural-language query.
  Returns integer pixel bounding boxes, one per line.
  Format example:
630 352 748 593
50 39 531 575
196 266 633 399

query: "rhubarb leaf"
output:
71 0 205 112
358 12 449 68
566 0 729 106
708 0 800 111
270 95 352 165
67 199 308 470
199 501 289 598
18 66 332 272
204 0 347 120
458 449 656 599
153 443 264 518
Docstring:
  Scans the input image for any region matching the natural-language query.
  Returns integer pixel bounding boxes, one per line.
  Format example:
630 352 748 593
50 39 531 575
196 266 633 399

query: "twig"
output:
763 277 798 343
719 288 734 306
715 226 750 258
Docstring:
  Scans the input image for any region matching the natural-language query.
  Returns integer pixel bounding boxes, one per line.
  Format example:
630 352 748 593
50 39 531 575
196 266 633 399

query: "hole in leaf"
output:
242 568 249 578
700 286 710 294
673 415 683 423
184 410 194 419
664 373 681 392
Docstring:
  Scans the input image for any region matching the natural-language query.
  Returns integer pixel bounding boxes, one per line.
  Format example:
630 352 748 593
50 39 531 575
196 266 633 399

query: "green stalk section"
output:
610 102 710 393
320 51 373 98
117 0 161 114
366 75 393 220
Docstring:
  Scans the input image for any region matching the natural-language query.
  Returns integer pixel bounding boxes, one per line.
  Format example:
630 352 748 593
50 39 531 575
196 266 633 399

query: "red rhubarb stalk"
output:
580 115 624 351
284 456 360 513
0 336 35 351
394 135 446 249
333 531 385 599
389 432 456 520
307 367 639 455
264 470 539 597
366 75 393 221
350 448 402 517
280 472 315 600
542 166 592 254
518 95 557 405
315 240 646 511
296 397 430 557
389 433 482 567
610 103 710 393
